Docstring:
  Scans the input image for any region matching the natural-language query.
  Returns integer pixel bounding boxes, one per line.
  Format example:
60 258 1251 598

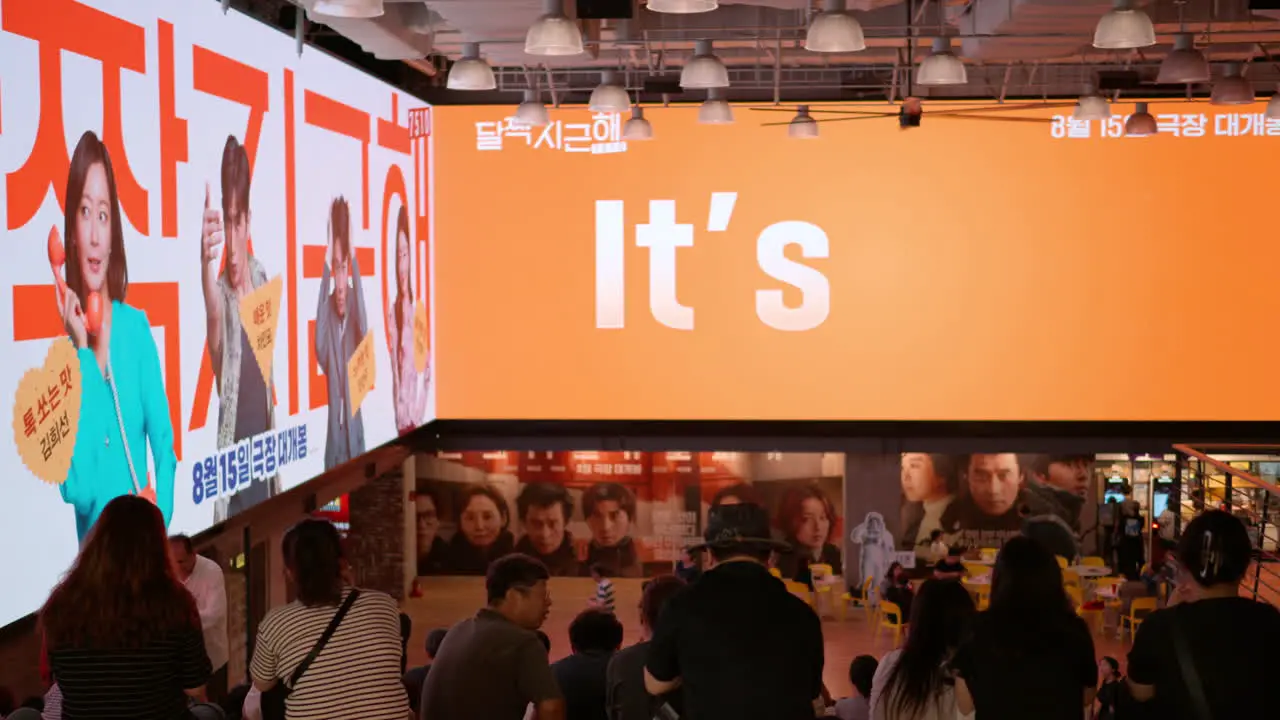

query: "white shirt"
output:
184 554 229 671
869 649 972 720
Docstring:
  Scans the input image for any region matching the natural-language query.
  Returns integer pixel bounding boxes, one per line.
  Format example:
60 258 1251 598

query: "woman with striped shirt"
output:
250 519 409 720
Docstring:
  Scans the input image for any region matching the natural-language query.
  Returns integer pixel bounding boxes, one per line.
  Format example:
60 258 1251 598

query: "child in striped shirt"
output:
589 564 615 613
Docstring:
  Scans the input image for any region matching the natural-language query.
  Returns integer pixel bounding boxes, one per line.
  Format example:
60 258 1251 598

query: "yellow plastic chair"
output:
875 600 908 647
840 576 875 622
1063 569 1082 588
1080 556 1107 568
962 562 988 578
1068 585 1105 632
1055 555 1069 569
1122 596 1159 641
769 567 782 579
784 580 814 606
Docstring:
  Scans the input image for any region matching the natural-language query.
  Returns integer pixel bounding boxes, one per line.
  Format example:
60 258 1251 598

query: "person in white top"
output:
869 580 975 720
170 534 229 699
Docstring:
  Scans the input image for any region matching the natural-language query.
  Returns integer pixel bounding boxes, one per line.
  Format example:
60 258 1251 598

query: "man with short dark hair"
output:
582 483 641 578
516 482 580 575
169 534 228 701
315 196 368 471
403 627 448 717
606 575 686 720
644 504 825 720
420 554 564 720
552 609 624 720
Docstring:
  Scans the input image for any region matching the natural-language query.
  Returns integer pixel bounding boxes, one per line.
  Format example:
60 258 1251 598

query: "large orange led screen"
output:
433 102 1280 421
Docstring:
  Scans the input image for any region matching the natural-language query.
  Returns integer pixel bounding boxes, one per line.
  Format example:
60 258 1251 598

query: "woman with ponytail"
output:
1126 510 1280 720
249 519 409 719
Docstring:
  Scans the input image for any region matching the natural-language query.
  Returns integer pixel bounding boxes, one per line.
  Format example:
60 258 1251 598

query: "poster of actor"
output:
581 482 642 578
937 453 1078 554
765 481 843 583
200 135 278 520
898 453 958 560
414 484 449 575
315 197 367 471
514 482 581 575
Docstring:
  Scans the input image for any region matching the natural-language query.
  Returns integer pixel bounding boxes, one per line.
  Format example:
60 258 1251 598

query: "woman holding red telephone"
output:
51 130 176 542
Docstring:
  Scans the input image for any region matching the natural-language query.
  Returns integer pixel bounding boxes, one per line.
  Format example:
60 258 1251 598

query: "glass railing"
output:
1172 444 1280 607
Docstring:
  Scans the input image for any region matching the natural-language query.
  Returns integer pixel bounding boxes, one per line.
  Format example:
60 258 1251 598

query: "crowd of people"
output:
9 490 1280 720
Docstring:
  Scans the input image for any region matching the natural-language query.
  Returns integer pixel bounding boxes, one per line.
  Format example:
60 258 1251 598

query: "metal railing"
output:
1172 444 1280 607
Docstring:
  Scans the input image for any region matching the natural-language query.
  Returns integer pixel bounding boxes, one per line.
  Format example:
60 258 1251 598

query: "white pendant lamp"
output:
698 88 734 124
1093 0 1155 50
788 105 818 139
1157 33 1210 84
1124 102 1158 137
1073 84 1111 121
447 43 495 91
622 106 653 141
805 0 866 53
312 0 384 18
525 0 584 56
1267 86 1280 120
917 37 966 86
1211 63 1254 106
680 39 729 89
515 89 550 126
589 71 631 113
647 0 717 12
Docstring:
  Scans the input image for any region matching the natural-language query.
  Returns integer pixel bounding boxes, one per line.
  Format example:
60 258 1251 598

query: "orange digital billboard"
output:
433 102 1280 422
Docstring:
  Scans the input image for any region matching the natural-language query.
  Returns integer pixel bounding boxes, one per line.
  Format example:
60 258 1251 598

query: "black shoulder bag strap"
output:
1170 609 1214 720
290 589 360 690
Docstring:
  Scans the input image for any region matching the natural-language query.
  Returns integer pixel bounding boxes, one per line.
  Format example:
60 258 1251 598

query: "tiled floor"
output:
401 576 1131 699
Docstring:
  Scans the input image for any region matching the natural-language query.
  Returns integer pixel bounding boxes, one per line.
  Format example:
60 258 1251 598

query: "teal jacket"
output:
63 301 176 541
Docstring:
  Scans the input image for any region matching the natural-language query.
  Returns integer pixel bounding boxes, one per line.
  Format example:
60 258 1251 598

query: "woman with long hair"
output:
1125 510 1280 719
57 130 176 541
880 561 915 621
387 205 429 435
869 577 975 720
250 518 409 719
951 536 1097 720
775 484 842 582
40 494 211 719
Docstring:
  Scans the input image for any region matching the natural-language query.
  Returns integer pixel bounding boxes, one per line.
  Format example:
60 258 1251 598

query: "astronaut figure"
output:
850 511 897 599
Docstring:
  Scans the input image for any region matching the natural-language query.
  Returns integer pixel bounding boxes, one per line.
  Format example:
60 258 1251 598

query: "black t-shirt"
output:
553 651 613 720
953 611 1097 720
606 641 682 720
934 559 966 576
1127 597 1280 720
1095 679 1126 720
646 560 824 720
50 627 212 720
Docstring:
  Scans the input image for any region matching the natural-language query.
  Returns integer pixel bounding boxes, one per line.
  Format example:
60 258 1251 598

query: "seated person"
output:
834 655 878 720
881 562 915 620
552 609 624 720
933 545 968 581
927 529 949 564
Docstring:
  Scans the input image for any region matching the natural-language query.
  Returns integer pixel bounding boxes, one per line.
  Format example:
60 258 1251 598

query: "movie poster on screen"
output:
895 453 1097 559
412 451 846 581
0 0 434 628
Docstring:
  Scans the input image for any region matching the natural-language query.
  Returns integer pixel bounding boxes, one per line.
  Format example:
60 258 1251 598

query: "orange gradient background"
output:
433 102 1279 421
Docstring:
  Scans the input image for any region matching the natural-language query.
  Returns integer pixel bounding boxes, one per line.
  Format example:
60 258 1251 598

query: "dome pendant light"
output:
805 0 866 54
589 70 631 113
622 106 653 141
698 88 734 124
917 37 967 86
1267 85 1280 120
446 43 496 91
1073 84 1111 121
1211 63 1254 106
680 39 729 89
1094 0 1155 50
1124 102 1158 137
788 105 818 139
515 89 550 126
1157 33 1210 84
647 0 718 13
312 0 384 19
525 0 584 57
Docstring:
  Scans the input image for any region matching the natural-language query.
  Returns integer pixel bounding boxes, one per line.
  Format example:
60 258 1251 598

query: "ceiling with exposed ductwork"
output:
238 0 1280 104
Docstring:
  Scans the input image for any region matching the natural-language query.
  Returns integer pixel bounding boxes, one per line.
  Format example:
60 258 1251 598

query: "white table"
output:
1069 565 1112 578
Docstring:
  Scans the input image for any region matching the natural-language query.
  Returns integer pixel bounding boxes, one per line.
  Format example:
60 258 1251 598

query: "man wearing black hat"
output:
643 503 826 720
